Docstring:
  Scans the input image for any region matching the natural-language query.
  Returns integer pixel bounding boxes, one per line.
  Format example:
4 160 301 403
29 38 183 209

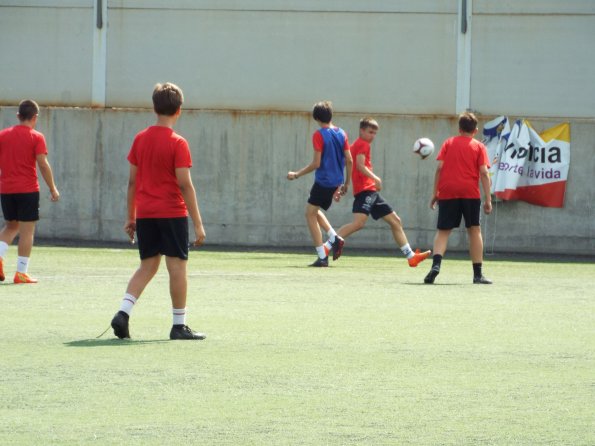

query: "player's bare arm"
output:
341 148 353 195
356 153 382 191
124 164 137 242
287 150 322 180
36 154 60 201
430 161 443 210
176 167 206 246
479 164 492 214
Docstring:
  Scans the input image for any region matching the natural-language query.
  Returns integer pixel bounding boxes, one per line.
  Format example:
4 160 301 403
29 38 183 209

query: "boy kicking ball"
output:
110 82 207 340
326 117 430 267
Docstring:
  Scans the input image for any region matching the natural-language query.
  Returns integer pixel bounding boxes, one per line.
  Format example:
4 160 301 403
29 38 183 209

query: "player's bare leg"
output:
165 255 205 339
165 256 187 309
0 220 19 282
16 221 36 257
316 210 331 234
337 213 368 239
126 255 161 298
424 229 451 284
467 225 491 284
384 212 431 267
305 204 328 266
12 221 38 283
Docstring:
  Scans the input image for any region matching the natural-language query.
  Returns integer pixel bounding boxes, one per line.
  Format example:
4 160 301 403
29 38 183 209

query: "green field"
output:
0 246 593 445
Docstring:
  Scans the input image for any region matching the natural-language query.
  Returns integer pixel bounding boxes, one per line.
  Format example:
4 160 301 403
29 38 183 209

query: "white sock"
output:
400 243 414 259
323 240 332 252
16 256 29 273
173 308 186 326
327 228 337 243
316 245 327 259
0 241 8 258
119 293 137 316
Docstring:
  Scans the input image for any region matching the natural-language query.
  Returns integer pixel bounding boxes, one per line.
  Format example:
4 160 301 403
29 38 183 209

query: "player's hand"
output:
374 177 383 191
483 200 493 215
333 186 342 202
50 188 60 202
192 224 206 247
124 220 136 243
287 171 298 181
430 196 438 210
340 183 348 196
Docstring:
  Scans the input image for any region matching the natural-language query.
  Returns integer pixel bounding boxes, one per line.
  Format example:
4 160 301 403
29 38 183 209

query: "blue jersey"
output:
314 127 347 188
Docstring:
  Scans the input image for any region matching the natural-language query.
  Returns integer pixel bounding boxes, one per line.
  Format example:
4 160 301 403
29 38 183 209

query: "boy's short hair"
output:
152 82 184 116
360 117 379 130
17 99 39 121
312 101 333 124
459 112 478 133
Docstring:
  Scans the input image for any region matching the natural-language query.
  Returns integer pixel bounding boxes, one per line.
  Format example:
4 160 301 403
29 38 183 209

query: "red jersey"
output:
436 136 490 199
350 138 376 195
127 126 192 218
0 125 48 193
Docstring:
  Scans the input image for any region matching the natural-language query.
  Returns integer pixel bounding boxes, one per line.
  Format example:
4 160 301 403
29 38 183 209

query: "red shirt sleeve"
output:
312 131 324 152
127 137 138 166
34 132 48 156
174 137 192 168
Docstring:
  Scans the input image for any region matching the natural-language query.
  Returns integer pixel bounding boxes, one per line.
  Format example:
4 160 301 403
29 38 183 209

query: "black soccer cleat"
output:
424 267 440 284
331 236 345 261
309 256 329 267
473 275 493 284
170 325 206 340
111 311 130 339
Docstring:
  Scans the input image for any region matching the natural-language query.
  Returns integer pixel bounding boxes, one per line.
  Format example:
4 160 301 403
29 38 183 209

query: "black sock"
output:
432 254 442 270
473 263 482 277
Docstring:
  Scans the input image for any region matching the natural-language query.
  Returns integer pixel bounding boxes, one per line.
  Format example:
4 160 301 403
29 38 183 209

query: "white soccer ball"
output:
413 137 435 159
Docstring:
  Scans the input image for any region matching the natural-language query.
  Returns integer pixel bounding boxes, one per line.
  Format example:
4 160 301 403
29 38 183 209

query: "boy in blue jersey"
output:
287 101 353 266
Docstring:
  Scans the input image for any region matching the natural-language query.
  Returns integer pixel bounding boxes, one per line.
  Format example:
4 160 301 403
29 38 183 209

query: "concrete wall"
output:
1 107 593 255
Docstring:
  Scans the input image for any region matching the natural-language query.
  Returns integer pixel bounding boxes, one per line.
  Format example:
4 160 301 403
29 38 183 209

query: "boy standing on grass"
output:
424 112 492 285
287 101 352 267
325 117 431 267
0 99 60 284
111 82 207 340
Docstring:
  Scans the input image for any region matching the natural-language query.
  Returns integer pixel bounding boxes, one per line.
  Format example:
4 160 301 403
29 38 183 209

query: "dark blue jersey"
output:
314 127 347 188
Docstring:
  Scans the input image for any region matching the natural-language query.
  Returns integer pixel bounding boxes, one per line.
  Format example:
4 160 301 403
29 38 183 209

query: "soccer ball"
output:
413 137 435 159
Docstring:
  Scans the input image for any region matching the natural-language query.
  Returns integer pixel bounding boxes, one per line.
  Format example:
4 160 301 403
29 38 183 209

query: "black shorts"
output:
136 217 189 260
1 192 40 222
307 182 338 211
437 198 481 229
352 191 393 220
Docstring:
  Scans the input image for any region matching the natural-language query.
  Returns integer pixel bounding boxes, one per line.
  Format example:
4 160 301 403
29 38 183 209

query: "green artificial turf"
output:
0 247 593 445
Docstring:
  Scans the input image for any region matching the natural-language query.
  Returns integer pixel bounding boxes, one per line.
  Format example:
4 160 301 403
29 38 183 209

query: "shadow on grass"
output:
64 338 170 347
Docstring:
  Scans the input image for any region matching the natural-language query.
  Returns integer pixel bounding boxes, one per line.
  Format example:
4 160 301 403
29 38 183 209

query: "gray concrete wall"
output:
1 107 592 255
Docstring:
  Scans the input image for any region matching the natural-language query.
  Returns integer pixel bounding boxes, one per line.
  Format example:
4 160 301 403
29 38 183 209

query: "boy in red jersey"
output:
110 83 207 340
424 112 493 285
0 100 60 284
325 117 430 266
287 101 352 266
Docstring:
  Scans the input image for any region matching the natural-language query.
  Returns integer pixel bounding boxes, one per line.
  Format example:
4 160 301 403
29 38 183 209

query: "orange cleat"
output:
0 257 4 282
408 249 431 267
13 272 38 284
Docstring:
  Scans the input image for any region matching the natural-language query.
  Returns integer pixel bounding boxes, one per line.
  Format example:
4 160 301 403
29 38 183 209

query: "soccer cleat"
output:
473 275 493 284
424 267 440 284
111 311 131 339
170 325 206 340
408 249 431 267
331 236 345 261
0 257 4 282
309 257 329 267
13 272 38 284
